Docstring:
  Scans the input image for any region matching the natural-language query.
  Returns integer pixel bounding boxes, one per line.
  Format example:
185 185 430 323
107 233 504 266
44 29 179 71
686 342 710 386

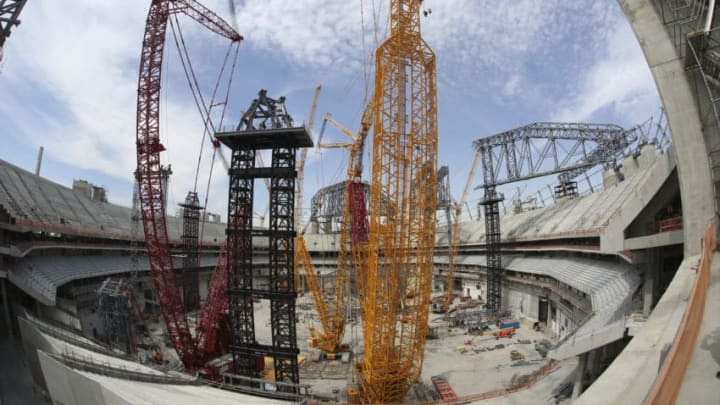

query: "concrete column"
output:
573 352 589 400
588 347 602 380
1 278 13 338
643 261 655 316
619 0 716 256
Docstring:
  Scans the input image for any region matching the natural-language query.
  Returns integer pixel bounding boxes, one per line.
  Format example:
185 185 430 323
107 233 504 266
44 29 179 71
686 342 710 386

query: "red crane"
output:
135 0 241 370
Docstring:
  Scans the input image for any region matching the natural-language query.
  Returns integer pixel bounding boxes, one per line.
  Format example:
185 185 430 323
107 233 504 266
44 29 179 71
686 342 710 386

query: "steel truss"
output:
475 122 636 313
217 90 312 393
309 180 370 231
180 191 202 310
0 0 27 49
97 278 133 354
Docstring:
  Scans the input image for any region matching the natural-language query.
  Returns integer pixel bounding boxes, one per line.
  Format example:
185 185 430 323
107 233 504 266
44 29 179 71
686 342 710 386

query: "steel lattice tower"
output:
217 90 312 393
479 187 503 313
97 278 133 354
180 191 202 311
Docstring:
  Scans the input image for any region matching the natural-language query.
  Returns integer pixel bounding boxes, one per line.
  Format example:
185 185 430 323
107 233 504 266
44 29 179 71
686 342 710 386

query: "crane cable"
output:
200 42 241 247
169 15 226 192
168 15 240 248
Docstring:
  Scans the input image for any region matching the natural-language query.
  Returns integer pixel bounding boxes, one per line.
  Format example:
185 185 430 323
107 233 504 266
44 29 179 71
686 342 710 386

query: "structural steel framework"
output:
217 90 312 393
180 191 202 310
97 278 133 354
309 180 370 229
0 0 27 49
474 122 636 312
359 0 438 402
300 101 374 357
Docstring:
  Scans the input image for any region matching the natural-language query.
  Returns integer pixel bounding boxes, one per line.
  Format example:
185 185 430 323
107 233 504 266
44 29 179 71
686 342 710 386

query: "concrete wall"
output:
39 304 82 331
553 307 577 340
619 0 716 256
461 279 483 301
600 144 677 251
37 351 129 405
506 289 539 322
18 316 56 392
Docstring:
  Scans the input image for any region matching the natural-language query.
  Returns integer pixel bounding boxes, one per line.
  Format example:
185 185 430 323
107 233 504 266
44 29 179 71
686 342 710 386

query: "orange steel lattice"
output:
359 0 438 402
302 103 373 354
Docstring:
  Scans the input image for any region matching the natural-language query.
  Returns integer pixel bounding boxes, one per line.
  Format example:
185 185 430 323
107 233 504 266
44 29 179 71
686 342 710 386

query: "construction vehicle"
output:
510 350 525 361
358 0 438 402
300 103 373 357
494 327 516 339
199 353 234 380
135 0 242 371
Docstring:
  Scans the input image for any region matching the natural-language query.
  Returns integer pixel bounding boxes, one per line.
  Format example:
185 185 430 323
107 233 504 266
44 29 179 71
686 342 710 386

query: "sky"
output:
0 0 660 225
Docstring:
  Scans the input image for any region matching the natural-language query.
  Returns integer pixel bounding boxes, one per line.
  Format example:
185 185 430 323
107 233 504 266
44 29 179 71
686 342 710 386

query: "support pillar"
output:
480 186 504 313
573 352 589 400
1 278 13 338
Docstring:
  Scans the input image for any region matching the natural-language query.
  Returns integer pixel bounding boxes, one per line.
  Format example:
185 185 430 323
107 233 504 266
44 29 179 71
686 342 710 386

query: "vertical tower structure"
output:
180 191 202 311
216 90 312 393
360 0 438 402
97 278 133 354
479 186 503 313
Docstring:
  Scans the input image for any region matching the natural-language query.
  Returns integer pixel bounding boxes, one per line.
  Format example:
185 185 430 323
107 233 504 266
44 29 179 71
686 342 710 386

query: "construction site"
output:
1 0 719 404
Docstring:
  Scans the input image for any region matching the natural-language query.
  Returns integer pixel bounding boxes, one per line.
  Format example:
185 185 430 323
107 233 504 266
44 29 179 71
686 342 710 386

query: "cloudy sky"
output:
0 0 660 224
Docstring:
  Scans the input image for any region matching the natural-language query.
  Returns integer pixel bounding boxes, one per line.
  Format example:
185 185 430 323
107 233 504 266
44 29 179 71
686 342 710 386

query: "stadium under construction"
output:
1 0 719 404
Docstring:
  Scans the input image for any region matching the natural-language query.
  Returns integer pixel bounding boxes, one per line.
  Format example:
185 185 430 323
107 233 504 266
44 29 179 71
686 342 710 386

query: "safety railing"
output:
50 352 199 385
643 218 716 404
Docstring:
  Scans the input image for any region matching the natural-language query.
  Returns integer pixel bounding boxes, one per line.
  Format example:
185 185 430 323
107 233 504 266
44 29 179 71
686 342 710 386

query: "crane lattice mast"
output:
359 0 438 402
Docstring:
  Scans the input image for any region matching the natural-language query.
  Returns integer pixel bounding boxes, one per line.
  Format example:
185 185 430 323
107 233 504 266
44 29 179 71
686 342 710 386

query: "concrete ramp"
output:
550 319 626 360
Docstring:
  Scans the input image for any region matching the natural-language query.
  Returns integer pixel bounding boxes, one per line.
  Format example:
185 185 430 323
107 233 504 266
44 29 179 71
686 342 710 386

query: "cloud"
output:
230 0 619 97
0 1 235 214
0 0 660 219
552 18 658 123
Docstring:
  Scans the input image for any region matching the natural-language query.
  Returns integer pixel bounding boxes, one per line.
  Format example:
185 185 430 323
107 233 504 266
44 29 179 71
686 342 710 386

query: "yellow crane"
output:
359 0 438 402
295 85 322 293
443 150 481 311
300 103 373 356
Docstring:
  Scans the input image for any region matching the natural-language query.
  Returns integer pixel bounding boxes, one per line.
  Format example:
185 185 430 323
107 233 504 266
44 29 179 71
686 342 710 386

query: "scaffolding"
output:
96 278 133 354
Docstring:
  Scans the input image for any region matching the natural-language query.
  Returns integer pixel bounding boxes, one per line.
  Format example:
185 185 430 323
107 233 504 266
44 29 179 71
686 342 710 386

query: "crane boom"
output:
323 113 358 140
295 85 322 292
359 0 438 402
302 102 373 355
135 0 241 370
444 150 481 310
